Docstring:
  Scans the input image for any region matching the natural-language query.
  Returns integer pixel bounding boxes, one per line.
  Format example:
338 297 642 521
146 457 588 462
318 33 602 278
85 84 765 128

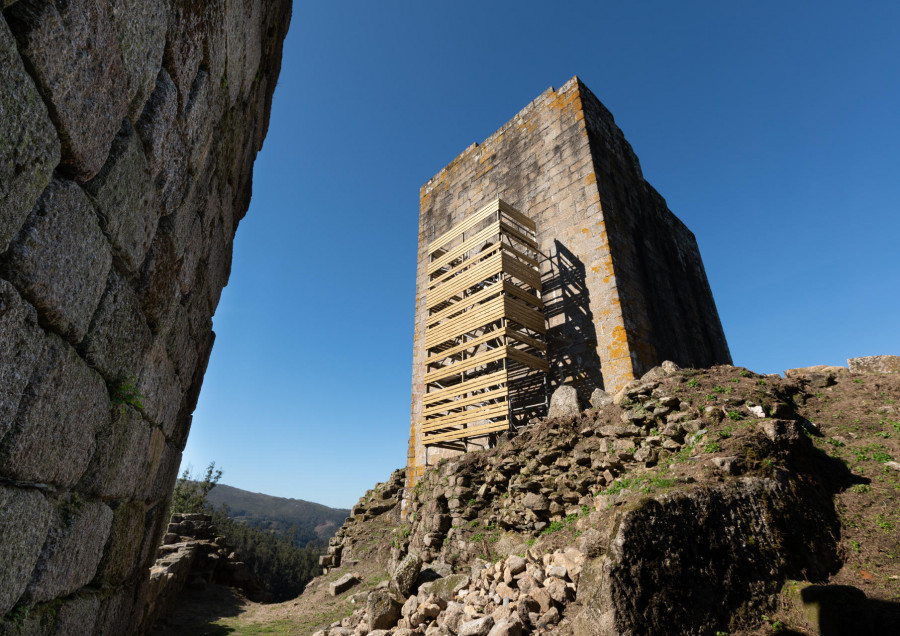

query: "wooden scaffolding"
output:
422 199 549 452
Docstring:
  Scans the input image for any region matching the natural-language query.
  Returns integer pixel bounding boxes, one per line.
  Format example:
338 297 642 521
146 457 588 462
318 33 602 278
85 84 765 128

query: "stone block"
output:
80 270 153 383
26 500 113 602
0 486 52 615
5 0 128 181
94 585 136 636
225 0 248 104
163 0 205 114
0 16 60 253
138 338 181 435
82 120 162 272
54 591 101 636
77 405 159 500
164 303 198 392
0 334 109 488
329 573 359 596
1 178 112 343
94 501 146 585
548 385 580 418
134 68 187 215
107 0 167 119
0 279 43 434
149 442 181 501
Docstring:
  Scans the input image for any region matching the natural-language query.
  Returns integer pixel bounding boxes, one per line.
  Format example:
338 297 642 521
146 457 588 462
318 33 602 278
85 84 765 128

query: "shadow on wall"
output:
543 240 604 401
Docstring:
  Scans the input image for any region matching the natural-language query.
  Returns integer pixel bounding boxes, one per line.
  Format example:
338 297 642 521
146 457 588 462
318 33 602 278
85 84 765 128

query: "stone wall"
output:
0 0 291 633
408 77 730 485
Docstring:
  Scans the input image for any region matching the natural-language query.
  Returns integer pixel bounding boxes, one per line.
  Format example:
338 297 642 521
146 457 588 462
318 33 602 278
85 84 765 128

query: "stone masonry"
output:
0 0 291 633
408 77 730 486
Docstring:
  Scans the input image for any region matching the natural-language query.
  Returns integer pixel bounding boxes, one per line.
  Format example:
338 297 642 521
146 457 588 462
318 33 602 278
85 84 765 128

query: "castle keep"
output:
408 77 730 485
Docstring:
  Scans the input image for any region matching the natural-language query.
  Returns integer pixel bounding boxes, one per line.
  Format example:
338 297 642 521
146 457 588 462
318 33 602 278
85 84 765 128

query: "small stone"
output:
522 493 549 514
459 616 494 636
661 360 681 374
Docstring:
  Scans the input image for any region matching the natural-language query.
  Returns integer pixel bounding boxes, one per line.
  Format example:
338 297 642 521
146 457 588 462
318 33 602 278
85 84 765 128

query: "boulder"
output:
521 493 549 514
848 355 900 375
367 589 402 631
418 573 469 601
459 616 494 636
547 385 580 418
590 388 612 409
329 573 359 596
391 552 423 597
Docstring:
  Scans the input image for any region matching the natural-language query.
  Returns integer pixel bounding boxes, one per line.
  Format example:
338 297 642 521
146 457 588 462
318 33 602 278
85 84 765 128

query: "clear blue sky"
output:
182 1 900 508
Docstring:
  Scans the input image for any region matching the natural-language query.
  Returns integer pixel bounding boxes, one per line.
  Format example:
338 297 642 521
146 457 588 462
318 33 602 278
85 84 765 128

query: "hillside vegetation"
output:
207 484 350 548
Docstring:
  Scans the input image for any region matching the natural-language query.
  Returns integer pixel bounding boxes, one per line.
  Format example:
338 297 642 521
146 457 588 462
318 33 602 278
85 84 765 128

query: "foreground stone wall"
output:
0 0 291 632
408 77 730 484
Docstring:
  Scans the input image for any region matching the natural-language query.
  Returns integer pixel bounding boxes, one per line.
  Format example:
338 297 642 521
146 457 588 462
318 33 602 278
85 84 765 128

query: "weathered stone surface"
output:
0 486 52 614
391 552 423 597
78 405 163 500
83 120 162 272
0 334 109 487
590 388 612 409
135 68 187 215
571 477 840 635
0 279 43 433
419 574 470 601
368 589 402 631
163 0 204 113
80 270 153 382
108 0 167 118
5 0 128 181
848 355 900 375
1 178 112 343
165 303 198 391
138 338 181 435
459 616 494 636
26 500 114 602
94 501 146 584
54 592 102 636
522 493 549 514
0 17 60 253
329 573 359 596
548 385 580 418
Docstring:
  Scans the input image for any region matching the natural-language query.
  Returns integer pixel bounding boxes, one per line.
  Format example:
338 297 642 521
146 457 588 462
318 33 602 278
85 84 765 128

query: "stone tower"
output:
407 77 730 487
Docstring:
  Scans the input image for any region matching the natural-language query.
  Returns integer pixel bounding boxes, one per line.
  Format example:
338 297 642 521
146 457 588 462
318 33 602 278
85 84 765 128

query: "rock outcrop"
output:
0 1 291 632
305 363 900 635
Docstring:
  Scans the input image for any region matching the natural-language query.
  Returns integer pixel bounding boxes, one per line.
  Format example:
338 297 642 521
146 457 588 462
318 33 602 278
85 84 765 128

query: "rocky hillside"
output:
303 359 899 635
207 483 350 547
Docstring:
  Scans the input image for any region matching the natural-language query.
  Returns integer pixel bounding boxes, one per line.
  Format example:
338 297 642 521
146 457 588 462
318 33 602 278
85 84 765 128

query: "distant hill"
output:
207 484 349 548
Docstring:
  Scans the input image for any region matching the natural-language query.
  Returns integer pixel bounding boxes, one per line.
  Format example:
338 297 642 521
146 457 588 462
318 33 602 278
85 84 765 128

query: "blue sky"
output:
182 2 900 508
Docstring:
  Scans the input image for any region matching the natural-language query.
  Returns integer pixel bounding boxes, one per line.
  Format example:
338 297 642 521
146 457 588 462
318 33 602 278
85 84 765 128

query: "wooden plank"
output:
423 402 508 430
426 281 502 327
424 370 507 404
507 347 550 372
498 199 537 232
506 327 547 352
429 200 500 254
424 346 506 384
425 296 504 348
423 386 508 416
502 252 541 290
428 220 501 275
426 328 505 364
424 420 510 445
500 242 539 269
499 221 539 251
426 252 503 308
428 242 501 291
422 402 508 431
501 280 543 309
504 297 546 333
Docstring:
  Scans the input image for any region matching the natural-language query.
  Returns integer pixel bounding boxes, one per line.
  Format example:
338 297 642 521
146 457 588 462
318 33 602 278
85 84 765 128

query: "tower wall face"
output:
408 78 730 485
